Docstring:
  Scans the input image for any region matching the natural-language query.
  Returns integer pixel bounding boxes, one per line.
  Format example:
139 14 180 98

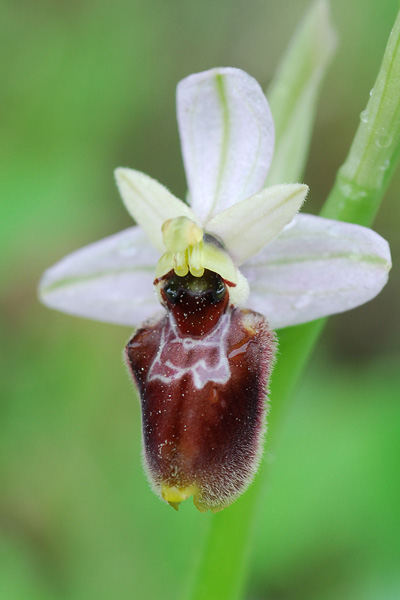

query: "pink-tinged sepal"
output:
125 271 276 512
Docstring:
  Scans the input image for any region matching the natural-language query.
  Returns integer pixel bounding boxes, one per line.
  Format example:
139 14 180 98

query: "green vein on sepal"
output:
248 253 389 268
40 266 155 295
212 73 230 218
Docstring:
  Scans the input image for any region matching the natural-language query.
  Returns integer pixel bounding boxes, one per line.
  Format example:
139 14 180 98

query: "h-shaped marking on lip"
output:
148 312 232 390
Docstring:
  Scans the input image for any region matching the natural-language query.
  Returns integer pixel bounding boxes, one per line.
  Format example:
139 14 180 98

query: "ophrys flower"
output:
39 68 391 512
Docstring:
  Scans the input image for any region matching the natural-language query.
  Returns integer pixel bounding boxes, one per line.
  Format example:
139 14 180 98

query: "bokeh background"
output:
1 1 399 598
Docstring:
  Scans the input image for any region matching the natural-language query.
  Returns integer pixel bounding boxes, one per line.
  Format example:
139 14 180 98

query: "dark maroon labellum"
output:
125 270 276 512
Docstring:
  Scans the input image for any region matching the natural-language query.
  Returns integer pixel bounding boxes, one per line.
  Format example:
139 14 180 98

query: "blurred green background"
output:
1 1 399 599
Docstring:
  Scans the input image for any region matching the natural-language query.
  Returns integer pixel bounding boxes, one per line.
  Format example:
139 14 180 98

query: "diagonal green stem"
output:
183 5 400 600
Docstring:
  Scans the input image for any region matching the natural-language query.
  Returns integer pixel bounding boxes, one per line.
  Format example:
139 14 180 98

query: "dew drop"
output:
375 128 392 148
360 109 369 123
338 181 367 201
354 189 367 200
119 243 138 257
378 159 390 171
339 182 353 197
294 293 312 310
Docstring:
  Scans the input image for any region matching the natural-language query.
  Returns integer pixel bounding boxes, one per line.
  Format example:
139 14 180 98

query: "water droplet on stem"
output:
375 128 392 148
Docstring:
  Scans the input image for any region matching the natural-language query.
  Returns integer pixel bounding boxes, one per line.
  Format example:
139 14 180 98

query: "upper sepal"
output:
177 67 275 224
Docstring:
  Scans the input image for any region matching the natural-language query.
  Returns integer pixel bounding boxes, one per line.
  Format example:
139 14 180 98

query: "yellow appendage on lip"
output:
161 483 199 511
161 483 227 512
156 216 238 284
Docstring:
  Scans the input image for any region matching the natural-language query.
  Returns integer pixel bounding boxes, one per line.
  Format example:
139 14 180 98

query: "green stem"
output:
322 7 400 226
183 320 326 600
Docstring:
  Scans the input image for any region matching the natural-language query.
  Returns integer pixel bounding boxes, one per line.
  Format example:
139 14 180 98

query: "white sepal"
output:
242 214 392 329
177 67 275 224
39 227 163 327
115 168 197 252
207 183 308 265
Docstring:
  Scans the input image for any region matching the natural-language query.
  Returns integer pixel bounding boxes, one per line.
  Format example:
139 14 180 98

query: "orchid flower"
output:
39 67 391 512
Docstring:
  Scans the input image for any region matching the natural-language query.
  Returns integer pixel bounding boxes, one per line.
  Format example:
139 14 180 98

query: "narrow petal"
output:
39 228 163 327
177 67 274 224
115 168 197 252
206 184 308 265
241 214 391 329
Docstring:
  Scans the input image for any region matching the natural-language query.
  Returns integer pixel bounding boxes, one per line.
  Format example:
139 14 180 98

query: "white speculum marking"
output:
148 312 232 390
